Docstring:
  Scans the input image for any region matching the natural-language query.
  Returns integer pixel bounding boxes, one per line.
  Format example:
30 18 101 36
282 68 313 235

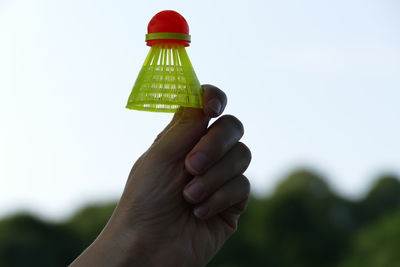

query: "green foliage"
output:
339 210 400 267
356 174 400 225
0 213 80 267
208 197 271 267
0 171 399 267
260 170 353 267
209 169 356 267
63 202 117 252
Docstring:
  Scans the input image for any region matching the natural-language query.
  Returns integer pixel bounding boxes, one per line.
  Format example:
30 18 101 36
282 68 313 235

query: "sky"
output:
1 0 400 220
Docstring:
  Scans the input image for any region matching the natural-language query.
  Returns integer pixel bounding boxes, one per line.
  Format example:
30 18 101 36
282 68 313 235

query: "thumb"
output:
149 107 210 162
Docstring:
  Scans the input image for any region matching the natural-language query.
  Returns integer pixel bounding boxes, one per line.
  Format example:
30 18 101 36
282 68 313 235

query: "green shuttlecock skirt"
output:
126 43 203 113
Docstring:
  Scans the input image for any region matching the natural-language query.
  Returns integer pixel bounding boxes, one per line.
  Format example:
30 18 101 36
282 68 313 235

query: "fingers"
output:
185 115 244 175
152 106 184 143
181 112 251 223
219 199 250 232
192 175 251 220
183 142 251 204
149 108 209 162
202 84 227 118
149 84 227 161
153 84 227 143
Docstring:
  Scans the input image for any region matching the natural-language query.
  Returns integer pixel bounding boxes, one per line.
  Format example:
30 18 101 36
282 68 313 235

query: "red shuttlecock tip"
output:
146 10 191 47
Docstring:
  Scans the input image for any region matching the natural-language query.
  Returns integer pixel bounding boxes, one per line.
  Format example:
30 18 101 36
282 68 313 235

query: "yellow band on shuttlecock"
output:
145 32 191 42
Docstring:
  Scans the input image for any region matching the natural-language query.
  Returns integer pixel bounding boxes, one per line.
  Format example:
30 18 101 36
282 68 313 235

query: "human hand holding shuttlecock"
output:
71 84 251 267
70 11 251 267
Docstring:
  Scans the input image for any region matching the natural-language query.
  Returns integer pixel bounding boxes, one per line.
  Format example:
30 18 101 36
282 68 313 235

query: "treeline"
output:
1 169 400 267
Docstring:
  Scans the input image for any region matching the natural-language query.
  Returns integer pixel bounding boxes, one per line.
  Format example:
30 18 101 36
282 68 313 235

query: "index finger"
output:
202 84 227 118
152 84 226 145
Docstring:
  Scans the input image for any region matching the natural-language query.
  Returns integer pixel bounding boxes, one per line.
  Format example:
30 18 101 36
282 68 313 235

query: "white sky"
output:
1 0 400 220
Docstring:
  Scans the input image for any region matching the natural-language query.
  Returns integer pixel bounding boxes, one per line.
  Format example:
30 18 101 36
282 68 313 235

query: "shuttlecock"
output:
126 10 203 113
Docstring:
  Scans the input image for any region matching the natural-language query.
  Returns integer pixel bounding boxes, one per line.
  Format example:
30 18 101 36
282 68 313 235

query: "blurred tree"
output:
1 172 400 267
63 202 117 256
259 169 354 267
209 169 356 267
356 174 400 225
208 196 272 267
339 209 400 267
0 213 80 267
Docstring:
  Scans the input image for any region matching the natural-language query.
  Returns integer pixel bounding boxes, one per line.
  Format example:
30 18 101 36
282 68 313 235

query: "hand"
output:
70 85 252 267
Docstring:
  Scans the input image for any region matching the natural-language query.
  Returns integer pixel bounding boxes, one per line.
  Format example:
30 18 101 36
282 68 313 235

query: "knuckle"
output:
221 115 244 137
237 142 252 162
233 143 252 173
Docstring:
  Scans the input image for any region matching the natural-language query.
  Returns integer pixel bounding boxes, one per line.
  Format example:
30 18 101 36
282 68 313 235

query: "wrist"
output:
105 219 190 267
98 218 153 267
70 217 150 267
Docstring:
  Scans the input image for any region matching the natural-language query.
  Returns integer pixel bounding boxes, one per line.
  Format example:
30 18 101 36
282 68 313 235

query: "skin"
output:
70 85 252 267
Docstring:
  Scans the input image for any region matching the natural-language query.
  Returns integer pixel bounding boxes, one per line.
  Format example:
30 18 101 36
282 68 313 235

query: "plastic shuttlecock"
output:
126 10 203 113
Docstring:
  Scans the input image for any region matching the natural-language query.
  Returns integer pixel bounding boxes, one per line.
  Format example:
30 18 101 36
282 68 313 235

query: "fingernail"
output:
188 152 207 173
194 204 209 218
207 98 222 115
184 182 204 202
